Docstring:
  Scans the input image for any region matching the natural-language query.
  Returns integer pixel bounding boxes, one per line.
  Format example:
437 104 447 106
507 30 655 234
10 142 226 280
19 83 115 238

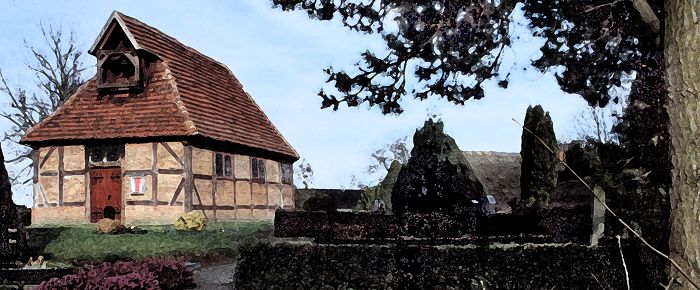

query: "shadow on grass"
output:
26 227 67 261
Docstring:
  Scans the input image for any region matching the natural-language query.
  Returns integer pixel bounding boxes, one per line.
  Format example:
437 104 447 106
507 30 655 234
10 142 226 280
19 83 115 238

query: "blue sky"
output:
0 1 595 205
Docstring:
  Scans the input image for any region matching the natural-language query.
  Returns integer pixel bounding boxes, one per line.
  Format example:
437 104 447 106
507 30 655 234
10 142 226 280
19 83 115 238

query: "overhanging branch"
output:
631 0 660 33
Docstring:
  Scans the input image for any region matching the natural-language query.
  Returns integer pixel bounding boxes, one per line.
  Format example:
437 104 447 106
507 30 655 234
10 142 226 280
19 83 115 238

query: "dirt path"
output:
191 260 236 289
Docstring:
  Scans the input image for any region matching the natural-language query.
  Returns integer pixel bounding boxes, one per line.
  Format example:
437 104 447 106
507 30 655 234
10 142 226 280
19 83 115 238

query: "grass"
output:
26 221 272 263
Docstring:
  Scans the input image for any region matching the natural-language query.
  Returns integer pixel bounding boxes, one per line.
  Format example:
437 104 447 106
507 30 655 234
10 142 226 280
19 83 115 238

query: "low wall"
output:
236 240 639 289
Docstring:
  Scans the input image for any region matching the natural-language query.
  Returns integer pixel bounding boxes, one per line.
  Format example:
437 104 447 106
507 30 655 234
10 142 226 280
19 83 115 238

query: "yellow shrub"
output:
174 211 207 231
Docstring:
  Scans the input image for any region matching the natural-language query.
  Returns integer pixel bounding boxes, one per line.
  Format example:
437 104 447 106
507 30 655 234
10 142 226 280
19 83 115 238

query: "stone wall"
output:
32 145 89 225
190 147 294 222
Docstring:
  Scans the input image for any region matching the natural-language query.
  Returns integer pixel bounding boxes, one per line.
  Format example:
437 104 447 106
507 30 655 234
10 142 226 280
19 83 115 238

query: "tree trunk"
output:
664 0 700 287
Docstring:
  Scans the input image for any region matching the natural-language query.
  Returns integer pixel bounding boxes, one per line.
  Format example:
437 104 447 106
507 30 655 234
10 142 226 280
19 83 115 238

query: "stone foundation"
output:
32 206 89 225
122 205 184 225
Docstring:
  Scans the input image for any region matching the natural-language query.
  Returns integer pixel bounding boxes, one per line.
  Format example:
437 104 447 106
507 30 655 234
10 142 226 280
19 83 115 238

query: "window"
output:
251 158 266 181
88 145 123 164
89 147 104 163
215 153 223 176
105 146 120 162
281 163 293 184
224 155 232 176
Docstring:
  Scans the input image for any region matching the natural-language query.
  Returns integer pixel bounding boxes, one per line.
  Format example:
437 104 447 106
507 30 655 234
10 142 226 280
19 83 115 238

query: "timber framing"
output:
23 11 298 225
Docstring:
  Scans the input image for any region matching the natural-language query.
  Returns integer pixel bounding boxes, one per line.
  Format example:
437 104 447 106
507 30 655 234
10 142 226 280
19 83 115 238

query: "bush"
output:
520 105 559 206
399 211 476 238
175 211 207 231
38 257 193 289
95 218 119 234
236 241 636 289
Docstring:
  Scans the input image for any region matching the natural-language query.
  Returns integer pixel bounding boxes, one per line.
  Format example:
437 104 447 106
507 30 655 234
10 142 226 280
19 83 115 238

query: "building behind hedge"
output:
20 11 298 225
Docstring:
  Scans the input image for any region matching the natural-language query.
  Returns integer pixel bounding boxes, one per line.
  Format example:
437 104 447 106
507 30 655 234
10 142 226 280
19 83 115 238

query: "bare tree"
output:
572 92 627 144
367 136 409 174
294 158 314 189
0 23 85 185
349 136 410 189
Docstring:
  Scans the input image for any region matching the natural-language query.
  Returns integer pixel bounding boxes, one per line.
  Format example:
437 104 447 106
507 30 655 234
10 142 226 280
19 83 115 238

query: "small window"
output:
258 159 266 180
90 147 104 163
251 158 266 181
88 145 123 163
105 146 120 162
281 163 293 184
215 153 223 176
224 155 232 176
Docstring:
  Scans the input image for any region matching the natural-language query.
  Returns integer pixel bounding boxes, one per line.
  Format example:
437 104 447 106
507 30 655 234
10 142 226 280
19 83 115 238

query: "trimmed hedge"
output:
274 206 591 243
274 210 400 240
236 240 637 289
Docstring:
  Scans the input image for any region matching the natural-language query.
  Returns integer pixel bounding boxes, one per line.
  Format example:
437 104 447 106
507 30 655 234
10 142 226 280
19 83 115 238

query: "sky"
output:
0 1 597 206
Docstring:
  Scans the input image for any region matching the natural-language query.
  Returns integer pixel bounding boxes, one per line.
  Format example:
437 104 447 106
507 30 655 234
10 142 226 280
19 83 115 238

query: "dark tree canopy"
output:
524 0 662 106
272 0 660 113
274 0 517 114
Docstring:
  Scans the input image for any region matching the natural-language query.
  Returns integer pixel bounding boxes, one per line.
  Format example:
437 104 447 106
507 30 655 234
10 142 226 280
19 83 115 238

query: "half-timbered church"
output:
20 11 298 225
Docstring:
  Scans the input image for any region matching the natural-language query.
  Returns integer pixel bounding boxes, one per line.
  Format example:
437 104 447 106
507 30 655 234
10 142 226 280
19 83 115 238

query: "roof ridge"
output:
115 11 245 89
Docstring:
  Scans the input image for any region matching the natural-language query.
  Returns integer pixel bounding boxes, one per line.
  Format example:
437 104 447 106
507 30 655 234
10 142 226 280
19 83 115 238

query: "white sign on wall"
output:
130 176 147 195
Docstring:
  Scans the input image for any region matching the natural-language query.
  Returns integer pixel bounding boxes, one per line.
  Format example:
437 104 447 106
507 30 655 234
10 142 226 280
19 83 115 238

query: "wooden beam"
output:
212 151 217 222
84 147 90 222
158 168 184 175
184 145 193 212
192 183 208 219
39 146 56 169
193 174 213 180
65 169 88 176
170 178 185 206
160 142 184 167
58 146 64 206
40 171 59 177
32 150 38 184
127 200 152 206
152 143 158 207
193 205 236 211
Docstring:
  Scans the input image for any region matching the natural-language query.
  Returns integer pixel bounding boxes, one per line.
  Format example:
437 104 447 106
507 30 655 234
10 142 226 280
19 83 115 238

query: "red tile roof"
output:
21 11 298 159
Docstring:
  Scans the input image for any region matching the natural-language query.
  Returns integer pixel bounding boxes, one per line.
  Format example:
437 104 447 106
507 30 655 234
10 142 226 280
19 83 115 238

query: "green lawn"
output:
27 221 272 263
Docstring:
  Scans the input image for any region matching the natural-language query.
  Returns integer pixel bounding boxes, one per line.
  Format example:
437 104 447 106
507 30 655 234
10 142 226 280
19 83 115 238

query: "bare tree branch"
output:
630 0 660 33
0 23 85 187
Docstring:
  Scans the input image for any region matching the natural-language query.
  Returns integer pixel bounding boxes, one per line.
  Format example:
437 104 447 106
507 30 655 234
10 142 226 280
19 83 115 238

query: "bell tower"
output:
89 12 148 93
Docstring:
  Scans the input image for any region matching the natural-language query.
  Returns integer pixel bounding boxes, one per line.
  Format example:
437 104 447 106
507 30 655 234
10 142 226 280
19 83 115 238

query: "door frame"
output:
88 166 123 223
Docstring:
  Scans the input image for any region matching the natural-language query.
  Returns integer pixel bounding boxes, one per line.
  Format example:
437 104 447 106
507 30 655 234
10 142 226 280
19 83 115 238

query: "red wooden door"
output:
90 167 122 222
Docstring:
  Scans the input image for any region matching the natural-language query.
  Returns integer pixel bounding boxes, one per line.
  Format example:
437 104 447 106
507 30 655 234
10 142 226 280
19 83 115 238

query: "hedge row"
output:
236 240 640 289
274 205 591 243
